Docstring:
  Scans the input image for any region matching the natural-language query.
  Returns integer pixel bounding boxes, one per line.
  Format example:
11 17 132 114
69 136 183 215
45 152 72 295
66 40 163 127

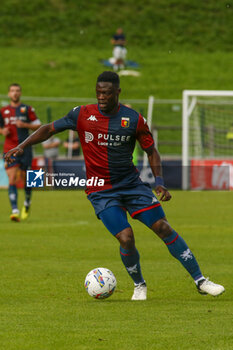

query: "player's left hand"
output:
15 120 26 128
155 185 172 202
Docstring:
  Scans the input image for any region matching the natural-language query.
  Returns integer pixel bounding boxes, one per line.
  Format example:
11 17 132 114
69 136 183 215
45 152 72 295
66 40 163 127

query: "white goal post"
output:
182 90 233 190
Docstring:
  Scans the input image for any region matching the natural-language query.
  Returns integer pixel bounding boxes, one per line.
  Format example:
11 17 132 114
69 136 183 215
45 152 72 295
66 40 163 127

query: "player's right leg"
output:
99 206 147 300
6 165 20 222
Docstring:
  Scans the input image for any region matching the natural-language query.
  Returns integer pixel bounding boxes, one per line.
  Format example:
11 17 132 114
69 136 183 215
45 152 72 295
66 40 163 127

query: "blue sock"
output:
24 186 32 208
163 230 203 281
120 247 145 285
8 185 18 211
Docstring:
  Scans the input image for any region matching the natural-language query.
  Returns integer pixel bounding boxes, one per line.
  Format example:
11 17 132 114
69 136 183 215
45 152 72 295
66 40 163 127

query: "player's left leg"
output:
151 217 203 281
20 170 32 220
135 207 203 281
99 206 147 300
137 208 224 296
20 154 32 220
151 218 224 296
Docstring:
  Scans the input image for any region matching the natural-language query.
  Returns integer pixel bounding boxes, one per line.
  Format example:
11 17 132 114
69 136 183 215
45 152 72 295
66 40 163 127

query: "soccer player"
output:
0 83 41 221
4 72 225 299
111 28 127 71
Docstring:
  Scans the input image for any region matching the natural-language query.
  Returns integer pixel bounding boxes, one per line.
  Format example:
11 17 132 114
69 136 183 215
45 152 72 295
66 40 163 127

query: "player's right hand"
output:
4 147 24 164
1 128 10 136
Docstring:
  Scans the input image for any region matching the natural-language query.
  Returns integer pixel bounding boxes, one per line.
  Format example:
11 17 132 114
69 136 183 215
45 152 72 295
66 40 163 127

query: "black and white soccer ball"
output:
84 267 117 299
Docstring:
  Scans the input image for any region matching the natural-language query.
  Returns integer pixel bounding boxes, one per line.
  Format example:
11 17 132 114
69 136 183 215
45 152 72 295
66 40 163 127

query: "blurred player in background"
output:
4 72 225 299
0 83 41 221
42 136 60 160
63 130 81 157
111 28 127 71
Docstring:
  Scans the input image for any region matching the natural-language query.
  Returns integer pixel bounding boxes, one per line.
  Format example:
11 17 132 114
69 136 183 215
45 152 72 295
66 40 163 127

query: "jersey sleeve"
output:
136 114 154 151
52 106 81 132
28 106 39 122
0 111 4 128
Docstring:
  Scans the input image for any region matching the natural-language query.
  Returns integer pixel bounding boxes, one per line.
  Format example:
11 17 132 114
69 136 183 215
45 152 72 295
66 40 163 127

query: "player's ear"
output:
118 88 121 95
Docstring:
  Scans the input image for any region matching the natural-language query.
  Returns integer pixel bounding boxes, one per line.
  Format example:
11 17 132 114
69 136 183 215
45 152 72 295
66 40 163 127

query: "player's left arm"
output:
145 146 171 202
15 120 41 130
136 114 171 202
15 106 41 130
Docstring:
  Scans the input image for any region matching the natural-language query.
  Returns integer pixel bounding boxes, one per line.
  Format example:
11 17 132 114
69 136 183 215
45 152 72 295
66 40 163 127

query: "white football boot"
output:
197 278 225 296
131 282 147 300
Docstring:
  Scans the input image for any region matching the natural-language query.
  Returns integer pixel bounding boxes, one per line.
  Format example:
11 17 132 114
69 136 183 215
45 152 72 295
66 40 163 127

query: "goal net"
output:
182 90 233 190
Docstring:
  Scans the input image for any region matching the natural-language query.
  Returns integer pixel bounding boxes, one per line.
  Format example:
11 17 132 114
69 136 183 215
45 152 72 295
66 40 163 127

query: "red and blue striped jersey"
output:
53 104 154 193
0 104 38 153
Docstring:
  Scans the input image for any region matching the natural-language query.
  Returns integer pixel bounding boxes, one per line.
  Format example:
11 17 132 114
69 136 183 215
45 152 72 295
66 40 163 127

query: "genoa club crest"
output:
20 106 26 113
121 117 130 128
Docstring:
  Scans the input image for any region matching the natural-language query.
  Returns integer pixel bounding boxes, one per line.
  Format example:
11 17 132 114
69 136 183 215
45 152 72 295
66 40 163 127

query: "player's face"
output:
96 82 121 114
8 86 21 103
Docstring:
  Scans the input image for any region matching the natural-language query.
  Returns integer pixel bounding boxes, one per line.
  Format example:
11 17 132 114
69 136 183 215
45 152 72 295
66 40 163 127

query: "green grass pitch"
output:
0 189 232 350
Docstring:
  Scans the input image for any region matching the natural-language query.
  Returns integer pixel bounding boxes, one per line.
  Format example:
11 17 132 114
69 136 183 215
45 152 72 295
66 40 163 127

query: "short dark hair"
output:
97 71 120 87
8 83 21 91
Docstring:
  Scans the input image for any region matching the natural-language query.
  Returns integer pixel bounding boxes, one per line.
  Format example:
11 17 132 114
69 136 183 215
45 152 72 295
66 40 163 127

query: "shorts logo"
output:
85 131 94 143
26 168 45 187
121 117 130 128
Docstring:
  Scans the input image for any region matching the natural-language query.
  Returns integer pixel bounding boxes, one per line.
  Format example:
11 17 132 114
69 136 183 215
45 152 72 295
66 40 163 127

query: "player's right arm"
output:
0 111 10 136
0 127 10 136
4 123 55 163
4 106 81 164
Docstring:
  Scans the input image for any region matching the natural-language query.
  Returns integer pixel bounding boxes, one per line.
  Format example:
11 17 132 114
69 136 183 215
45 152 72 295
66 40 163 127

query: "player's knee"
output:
151 218 173 239
7 168 17 184
8 175 17 184
116 227 135 249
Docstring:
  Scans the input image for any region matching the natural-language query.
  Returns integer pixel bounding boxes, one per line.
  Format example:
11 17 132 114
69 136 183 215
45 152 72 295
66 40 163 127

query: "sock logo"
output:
126 264 138 274
9 193 16 200
180 248 193 261
26 168 45 187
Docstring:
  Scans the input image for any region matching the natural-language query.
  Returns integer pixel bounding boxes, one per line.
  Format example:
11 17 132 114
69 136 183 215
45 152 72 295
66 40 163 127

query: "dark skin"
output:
5 81 173 250
96 82 120 115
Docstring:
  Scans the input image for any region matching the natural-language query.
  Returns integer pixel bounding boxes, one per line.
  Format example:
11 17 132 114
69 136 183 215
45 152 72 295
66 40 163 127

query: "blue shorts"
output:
88 183 165 235
4 149 32 171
